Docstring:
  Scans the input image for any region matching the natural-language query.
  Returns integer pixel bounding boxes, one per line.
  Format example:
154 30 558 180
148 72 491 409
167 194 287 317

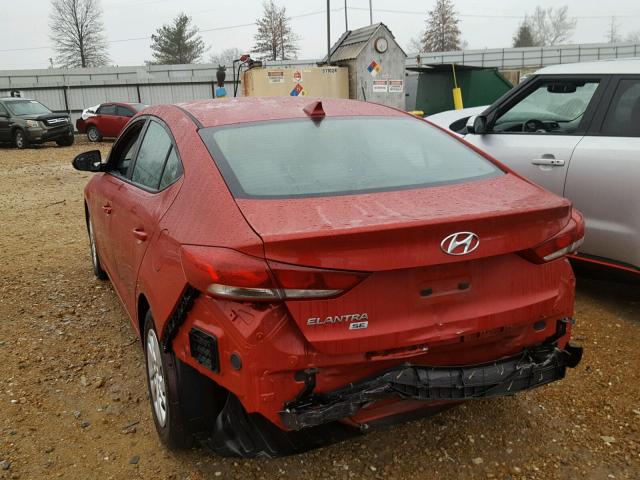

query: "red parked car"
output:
76 102 146 142
72 97 584 457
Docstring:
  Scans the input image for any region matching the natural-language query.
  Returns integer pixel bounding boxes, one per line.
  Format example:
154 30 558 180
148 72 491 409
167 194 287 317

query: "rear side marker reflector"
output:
189 328 220 373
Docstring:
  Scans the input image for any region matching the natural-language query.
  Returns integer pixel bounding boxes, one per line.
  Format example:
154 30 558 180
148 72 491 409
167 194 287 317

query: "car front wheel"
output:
56 135 75 147
14 130 28 149
86 125 102 142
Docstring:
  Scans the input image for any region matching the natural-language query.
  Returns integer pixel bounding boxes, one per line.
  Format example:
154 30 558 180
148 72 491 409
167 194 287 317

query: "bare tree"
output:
407 36 424 54
526 6 576 46
209 47 243 67
626 31 640 43
149 13 206 65
605 16 622 43
421 0 461 53
49 0 110 68
252 0 299 61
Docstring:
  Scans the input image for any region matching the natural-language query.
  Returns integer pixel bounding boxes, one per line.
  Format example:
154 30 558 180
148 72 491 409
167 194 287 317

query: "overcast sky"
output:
2 0 640 70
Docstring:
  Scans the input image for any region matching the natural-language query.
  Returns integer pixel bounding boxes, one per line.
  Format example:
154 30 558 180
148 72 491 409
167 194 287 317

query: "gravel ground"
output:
0 139 639 480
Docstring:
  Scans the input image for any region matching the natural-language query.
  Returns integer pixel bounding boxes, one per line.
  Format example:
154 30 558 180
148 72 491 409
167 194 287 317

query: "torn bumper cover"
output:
281 343 583 430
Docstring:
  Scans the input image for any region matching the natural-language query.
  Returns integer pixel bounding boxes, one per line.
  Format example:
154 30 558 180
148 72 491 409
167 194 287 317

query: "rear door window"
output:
116 105 135 117
200 116 502 199
130 120 174 190
159 147 183 189
599 79 640 137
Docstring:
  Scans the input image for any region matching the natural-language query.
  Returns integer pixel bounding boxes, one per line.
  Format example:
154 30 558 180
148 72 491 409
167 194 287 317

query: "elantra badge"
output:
441 232 480 256
307 313 368 327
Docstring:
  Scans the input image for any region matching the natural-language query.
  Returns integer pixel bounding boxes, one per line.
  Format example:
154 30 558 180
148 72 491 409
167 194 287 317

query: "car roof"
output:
0 97 36 102
536 57 640 75
174 97 406 128
101 102 140 107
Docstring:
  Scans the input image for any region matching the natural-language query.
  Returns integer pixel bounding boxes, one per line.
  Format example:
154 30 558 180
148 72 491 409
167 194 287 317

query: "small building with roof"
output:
325 23 407 109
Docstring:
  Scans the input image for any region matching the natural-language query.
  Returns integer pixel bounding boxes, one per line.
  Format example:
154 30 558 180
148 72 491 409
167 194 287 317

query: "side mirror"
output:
466 115 488 135
0 112 8 118
72 150 104 172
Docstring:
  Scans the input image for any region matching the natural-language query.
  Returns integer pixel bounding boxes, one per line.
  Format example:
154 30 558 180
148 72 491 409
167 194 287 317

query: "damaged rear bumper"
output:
280 342 583 430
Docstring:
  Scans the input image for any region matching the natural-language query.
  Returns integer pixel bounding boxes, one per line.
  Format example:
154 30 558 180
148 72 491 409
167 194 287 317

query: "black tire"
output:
56 135 75 147
14 129 28 149
143 312 224 450
87 215 108 280
86 125 102 142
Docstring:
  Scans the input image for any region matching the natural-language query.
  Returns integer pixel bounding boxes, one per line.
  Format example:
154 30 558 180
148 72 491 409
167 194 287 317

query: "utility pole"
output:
369 0 373 25
327 0 332 64
344 0 348 31
607 16 620 43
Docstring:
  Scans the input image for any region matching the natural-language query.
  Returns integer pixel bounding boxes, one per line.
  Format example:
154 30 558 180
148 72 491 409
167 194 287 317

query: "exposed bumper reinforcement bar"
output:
280 343 583 430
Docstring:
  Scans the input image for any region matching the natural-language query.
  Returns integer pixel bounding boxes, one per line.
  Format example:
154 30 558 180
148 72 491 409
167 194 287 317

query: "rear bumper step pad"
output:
280 342 583 430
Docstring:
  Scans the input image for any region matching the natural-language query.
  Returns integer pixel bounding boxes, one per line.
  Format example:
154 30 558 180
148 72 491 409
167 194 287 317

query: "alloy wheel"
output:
15 132 25 148
87 128 99 142
146 328 168 428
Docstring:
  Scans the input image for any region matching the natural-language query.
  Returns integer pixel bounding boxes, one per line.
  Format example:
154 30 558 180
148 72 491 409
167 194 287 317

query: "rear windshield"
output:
199 116 502 199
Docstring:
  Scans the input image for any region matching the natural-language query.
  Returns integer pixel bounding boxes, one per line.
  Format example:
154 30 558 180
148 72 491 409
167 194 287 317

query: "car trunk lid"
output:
235 174 571 272
233 174 573 355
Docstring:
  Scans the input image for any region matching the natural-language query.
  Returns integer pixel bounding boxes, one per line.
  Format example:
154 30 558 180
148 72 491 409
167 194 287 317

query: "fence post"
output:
62 85 69 113
540 47 543 68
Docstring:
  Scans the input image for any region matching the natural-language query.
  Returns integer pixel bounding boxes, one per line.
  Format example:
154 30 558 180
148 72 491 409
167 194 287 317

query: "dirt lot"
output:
0 139 639 480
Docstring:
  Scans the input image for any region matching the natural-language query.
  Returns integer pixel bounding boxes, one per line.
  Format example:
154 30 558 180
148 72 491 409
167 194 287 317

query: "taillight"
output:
180 246 367 301
521 209 585 264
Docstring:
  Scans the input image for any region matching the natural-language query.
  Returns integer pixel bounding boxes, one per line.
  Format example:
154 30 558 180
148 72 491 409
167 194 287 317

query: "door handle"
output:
102 204 112 214
531 157 565 166
132 228 148 241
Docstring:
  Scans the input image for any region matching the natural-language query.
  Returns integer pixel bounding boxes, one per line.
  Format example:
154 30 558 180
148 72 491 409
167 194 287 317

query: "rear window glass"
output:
199 117 502 199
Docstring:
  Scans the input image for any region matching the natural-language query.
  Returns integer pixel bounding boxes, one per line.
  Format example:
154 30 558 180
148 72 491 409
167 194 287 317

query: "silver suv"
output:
428 59 640 273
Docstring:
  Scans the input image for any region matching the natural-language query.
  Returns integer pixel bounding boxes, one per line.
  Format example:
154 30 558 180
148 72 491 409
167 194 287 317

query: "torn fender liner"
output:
161 285 200 352
198 394 360 458
280 343 583 430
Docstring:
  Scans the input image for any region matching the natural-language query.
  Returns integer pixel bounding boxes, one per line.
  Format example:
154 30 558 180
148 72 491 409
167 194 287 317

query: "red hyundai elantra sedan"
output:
72 97 584 457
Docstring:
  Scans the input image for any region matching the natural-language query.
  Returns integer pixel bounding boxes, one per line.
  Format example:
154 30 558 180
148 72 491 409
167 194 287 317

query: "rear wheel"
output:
143 312 225 450
56 135 75 147
14 129 28 149
86 125 102 142
88 216 108 280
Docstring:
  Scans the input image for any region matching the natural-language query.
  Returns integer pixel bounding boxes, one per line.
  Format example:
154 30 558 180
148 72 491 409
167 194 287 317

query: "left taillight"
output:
520 209 585 264
180 246 368 301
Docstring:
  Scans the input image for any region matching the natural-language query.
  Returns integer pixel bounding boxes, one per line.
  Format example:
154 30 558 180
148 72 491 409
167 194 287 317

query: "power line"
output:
348 6 640 20
3 5 640 56
0 7 343 54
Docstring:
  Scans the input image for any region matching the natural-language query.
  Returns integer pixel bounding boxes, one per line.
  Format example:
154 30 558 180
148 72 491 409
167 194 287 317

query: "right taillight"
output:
180 246 368 301
521 209 585 264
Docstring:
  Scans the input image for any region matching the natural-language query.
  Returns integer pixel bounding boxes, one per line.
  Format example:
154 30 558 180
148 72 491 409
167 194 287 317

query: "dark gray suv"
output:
0 97 74 148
